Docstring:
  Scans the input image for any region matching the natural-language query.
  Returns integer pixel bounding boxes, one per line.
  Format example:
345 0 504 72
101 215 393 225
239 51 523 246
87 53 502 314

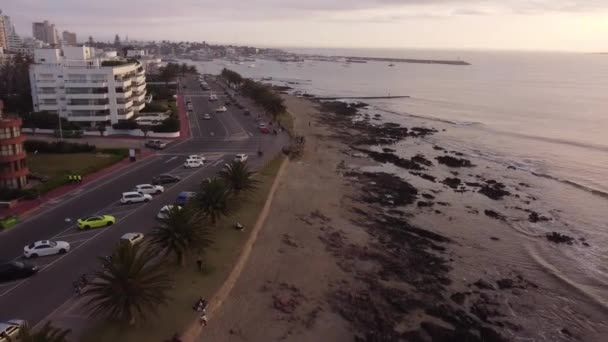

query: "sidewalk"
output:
0 149 155 221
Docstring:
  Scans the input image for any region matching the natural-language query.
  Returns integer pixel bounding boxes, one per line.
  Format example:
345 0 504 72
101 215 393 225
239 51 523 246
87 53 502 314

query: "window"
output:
0 145 14 156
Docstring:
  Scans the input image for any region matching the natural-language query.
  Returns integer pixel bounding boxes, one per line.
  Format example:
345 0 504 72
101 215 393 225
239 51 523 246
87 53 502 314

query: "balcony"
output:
132 83 146 93
37 93 57 99
116 110 135 121
132 75 145 84
67 104 110 111
36 79 57 86
115 90 133 99
0 166 29 180
38 104 59 111
114 79 132 88
66 93 109 99
116 101 133 109
65 81 108 88
0 152 27 164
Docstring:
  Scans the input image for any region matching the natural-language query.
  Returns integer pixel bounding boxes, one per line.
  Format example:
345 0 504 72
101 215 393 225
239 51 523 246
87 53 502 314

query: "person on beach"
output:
199 313 208 326
196 255 203 272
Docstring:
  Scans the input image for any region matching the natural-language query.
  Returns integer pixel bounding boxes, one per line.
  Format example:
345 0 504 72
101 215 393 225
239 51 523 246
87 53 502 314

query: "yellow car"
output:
77 215 116 230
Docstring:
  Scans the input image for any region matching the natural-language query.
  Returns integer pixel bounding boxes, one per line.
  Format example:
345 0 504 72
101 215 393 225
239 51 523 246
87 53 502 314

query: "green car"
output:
77 215 116 230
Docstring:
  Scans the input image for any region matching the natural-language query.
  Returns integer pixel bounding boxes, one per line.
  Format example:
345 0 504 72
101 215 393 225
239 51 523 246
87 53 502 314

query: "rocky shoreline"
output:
302 99 595 341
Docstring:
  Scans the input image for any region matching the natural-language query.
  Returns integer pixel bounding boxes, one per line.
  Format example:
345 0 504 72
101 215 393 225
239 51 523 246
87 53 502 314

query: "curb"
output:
181 156 289 341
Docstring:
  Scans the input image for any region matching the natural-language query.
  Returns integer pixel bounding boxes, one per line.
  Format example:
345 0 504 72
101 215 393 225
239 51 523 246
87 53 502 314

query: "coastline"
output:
199 94 607 341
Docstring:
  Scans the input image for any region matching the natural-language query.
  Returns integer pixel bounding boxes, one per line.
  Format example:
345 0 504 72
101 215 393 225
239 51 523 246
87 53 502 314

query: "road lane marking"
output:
165 156 179 163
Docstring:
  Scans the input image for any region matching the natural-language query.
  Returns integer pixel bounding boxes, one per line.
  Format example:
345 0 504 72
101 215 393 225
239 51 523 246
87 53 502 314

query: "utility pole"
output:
58 115 63 140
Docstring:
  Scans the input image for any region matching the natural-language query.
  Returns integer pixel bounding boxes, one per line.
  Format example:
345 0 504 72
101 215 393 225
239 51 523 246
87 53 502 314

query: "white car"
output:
234 154 248 163
23 240 70 258
120 192 152 204
187 103 194 110
157 205 182 219
203 113 211 120
187 155 206 163
0 319 25 341
120 233 145 246
184 159 204 168
209 94 218 101
134 184 164 195
215 106 227 112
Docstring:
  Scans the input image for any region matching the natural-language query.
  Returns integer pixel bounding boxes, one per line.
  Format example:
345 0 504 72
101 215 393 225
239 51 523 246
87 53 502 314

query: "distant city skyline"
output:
3 0 608 52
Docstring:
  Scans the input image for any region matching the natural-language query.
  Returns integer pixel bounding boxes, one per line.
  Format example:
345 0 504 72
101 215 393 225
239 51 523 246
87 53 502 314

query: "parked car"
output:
23 240 70 258
234 154 249 163
120 192 152 204
244 110 251 116
215 106 227 112
259 126 270 134
175 192 197 205
77 215 116 230
0 261 38 282
209 94 218 101
187 103 193 110
134 184 164 195
203 113 211 120
0 319 25 342
120 233 145 246
157 205 182 220
184 159 204 168
152 174 181 185
225 100 232 106
145 140 168 150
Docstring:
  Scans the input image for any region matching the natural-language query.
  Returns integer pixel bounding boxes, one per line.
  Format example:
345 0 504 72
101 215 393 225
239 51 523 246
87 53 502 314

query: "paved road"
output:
0 75 288 328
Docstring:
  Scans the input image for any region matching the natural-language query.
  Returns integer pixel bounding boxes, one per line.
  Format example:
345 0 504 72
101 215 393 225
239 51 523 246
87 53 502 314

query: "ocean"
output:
185 49 608 325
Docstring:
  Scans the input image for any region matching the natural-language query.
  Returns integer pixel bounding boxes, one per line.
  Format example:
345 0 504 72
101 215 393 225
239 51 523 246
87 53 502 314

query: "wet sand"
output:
200 95 607 341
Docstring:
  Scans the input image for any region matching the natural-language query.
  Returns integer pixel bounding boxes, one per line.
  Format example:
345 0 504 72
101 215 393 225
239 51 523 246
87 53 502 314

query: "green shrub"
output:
112 120 139 130
152 116 180 133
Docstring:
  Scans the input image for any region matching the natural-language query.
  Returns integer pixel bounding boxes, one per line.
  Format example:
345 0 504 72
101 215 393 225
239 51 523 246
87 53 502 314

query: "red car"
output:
259 126 270 134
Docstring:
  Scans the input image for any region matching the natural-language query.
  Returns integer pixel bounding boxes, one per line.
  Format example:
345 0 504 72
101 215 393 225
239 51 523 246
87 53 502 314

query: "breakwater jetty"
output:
342 56 470 66
317 95 410 100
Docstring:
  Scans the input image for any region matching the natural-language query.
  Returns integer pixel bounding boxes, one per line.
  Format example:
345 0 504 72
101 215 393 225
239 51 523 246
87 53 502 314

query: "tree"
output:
114 34 121 47
97 124 106 136
88 36 94 46
82 244 172 325
195 178 230 224
16 321 71 342
148 206 212 265
219 161 259 196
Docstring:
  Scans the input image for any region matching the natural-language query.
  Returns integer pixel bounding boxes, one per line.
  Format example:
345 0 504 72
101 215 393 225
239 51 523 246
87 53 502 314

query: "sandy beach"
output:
200 95 607 342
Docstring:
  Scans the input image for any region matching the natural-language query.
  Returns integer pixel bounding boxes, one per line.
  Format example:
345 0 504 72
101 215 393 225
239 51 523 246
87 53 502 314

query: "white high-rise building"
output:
0 10 8 50
29 46 147 125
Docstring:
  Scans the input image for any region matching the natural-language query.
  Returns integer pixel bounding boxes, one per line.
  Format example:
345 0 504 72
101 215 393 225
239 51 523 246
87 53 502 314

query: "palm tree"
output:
16 321 71 342
195 177 231 224
219 161 259 196
82 244 172 325
148 206 212 265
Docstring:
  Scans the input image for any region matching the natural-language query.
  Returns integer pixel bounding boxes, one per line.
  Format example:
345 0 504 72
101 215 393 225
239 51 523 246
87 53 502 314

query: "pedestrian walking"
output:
196 255 203 272
199 313 208 326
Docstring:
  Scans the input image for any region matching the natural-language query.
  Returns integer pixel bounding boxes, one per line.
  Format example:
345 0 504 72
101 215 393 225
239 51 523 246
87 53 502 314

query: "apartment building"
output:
29 46 147 125
0 11 7 50
32 20 59 46
62 31 77 45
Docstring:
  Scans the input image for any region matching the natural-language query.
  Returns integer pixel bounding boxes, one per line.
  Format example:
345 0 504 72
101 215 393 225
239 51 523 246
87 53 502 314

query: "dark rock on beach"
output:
417 201 434 208
473 279 496 290
436 156 475 168
356 149 427 170
442 177 462 189
545 232 575 245
484 210 506 221
478 181 511 200
528 212 551 223
357 172 419 207
410 172 437 183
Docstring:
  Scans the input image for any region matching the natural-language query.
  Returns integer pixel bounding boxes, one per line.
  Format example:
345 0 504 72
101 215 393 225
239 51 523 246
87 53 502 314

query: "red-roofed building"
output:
0 100 28 189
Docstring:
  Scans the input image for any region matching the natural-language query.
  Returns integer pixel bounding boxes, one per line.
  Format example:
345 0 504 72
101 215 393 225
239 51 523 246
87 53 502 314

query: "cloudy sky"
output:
3 0 608 51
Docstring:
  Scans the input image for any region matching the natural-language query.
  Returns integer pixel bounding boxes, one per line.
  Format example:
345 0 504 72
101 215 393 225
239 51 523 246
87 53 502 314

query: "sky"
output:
3 0 608 52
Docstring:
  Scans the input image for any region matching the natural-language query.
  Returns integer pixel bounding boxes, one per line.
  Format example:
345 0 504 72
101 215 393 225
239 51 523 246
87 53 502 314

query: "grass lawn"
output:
80 154 285 342
28 151 126 194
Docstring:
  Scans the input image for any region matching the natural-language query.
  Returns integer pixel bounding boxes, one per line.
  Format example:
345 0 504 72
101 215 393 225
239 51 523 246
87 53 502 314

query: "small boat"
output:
388 64 395 67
